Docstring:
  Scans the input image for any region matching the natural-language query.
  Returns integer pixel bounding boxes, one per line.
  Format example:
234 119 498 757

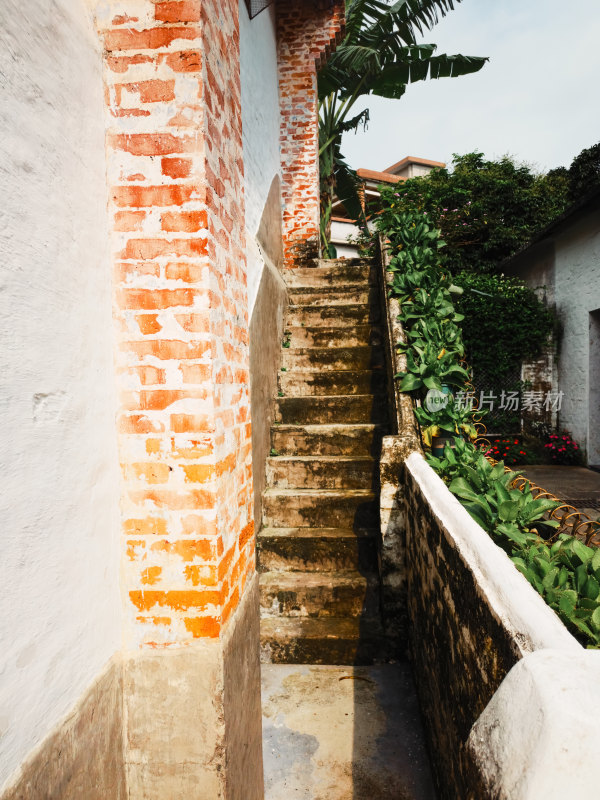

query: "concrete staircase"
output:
258 258 390 665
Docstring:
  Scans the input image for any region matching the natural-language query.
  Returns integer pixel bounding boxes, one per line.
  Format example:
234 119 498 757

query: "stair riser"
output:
287 326 382 348
257 536 377 573
286 305 380 327
278 370 386 397
260 580 379 619
274 396 387 425
283 263 377 288
266 459 376 490
271 427 383 457
262 496 378 529
288 287 378 306
281 348 384 371
260 635 385 666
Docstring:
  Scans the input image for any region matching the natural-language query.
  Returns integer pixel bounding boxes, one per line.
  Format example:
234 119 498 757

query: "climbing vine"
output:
455 272 555 382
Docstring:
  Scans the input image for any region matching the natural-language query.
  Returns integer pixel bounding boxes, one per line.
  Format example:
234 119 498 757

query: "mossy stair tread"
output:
272 423 384 433
312 257 373 267
286 325 382 348
274 395 387 425
257 527 379 574
270 423 385 457
288 285 377 300
260 615 384 641
260 570 378 589
266 455 375 465
278 370 384 397
258 526 378 540
263 488 376 499
281 346 384 371
286 304 380 326
283 265 376 288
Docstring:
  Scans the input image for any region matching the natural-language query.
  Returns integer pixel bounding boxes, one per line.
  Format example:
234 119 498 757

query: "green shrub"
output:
455 272 555 383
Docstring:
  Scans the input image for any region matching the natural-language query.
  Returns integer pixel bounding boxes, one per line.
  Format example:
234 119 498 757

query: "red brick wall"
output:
276 0 345 266
99 0 254 647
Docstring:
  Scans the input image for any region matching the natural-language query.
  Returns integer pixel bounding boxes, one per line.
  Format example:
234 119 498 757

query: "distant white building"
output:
504 187 600 467
331 156 445 257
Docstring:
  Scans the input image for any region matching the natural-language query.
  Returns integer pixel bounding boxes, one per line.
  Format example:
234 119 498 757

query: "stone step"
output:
274 395 387 425
266 456 377 490
286 324 382 349
262 488 378 529
283 262 376 288
286 303 380 327
260 616 388 665
257 527 378 573
278 369 386 397
270 424 384 457
311 257 373 269
259 571 380 619
287 286 378 306
281 346 384 371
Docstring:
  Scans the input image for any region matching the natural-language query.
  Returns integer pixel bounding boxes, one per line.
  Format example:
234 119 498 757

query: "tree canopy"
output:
548 140 600 200
387 152 570 273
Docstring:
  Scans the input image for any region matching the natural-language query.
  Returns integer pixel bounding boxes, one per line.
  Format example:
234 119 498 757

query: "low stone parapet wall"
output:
399 451 600 800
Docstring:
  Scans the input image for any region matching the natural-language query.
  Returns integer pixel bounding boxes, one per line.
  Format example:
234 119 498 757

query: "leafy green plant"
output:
414 397 477 446
377 207 471 397
512 536 600 646
426 440 556 546
429 441 600 647
375 200 600 649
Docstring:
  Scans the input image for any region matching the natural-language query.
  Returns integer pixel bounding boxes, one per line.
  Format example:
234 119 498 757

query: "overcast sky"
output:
341 0 600 174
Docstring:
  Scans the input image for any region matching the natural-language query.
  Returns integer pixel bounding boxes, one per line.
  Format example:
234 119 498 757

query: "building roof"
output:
502 184 600 269
356 168 403 185
384 155 445 174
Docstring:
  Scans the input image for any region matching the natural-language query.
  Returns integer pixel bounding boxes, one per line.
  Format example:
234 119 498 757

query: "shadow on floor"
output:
261 663 437 800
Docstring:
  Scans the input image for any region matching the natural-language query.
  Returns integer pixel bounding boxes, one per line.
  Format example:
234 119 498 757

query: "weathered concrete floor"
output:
522 465 600 518
262 663 437 800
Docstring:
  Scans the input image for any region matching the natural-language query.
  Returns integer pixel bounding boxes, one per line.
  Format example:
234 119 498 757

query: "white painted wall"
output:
469 649 600 800
0 0 121 789
239 0 282 313
553 213 600 462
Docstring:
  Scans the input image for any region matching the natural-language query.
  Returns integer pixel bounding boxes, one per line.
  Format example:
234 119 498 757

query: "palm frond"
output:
318 0 488 255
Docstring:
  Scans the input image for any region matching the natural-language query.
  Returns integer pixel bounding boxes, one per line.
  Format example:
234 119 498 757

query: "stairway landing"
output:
262 664 437 800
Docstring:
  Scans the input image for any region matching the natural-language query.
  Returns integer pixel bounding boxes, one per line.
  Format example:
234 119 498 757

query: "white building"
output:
504 187 600 467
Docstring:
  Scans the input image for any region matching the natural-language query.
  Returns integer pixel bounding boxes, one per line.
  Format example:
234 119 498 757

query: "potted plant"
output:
414 394 479 456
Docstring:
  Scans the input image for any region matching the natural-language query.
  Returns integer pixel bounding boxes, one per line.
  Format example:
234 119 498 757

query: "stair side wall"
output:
250 255 288 533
